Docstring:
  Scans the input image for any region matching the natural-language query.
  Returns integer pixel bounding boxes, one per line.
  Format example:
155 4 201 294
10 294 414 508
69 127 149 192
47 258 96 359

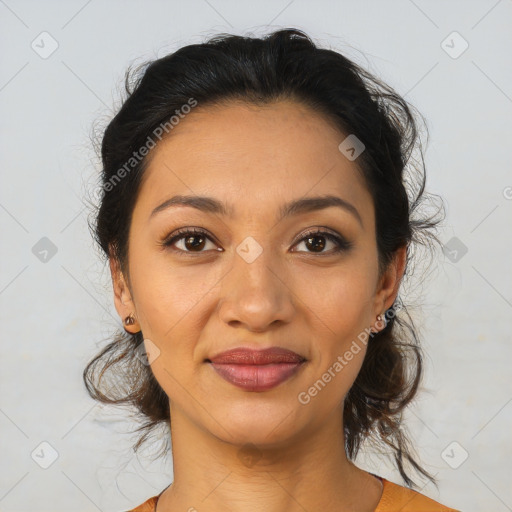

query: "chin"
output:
208 401 305 448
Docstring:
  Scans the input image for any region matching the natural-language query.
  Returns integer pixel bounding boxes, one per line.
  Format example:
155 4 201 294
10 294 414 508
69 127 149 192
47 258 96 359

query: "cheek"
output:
128 257 212 391
298 266 375 335
295 265 375 394
130 251 217 337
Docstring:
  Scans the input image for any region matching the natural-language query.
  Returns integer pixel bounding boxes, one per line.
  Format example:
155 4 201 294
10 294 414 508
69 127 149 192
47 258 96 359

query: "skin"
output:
110 100 407 512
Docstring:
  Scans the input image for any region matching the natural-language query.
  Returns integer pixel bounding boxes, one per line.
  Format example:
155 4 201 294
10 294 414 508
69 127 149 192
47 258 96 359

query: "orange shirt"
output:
126 476 460 511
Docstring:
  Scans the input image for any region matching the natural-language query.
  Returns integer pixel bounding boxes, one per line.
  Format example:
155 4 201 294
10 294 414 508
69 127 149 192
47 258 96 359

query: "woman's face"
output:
112 100 404 448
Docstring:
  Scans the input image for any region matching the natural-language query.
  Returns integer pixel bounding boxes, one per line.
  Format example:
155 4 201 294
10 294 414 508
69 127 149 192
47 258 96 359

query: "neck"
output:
156 402 383 512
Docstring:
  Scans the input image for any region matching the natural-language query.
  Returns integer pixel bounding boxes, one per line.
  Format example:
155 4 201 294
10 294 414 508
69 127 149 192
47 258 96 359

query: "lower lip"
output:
209 362 305 391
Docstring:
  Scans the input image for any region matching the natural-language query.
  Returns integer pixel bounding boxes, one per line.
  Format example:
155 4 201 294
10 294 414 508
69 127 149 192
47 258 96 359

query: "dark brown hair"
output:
83 28 445 489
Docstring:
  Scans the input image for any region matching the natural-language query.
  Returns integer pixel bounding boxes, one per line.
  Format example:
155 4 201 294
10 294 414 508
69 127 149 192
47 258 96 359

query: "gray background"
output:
1 1 511 511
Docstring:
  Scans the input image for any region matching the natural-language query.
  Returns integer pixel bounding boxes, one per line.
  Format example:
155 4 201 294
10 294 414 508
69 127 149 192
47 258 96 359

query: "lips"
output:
206 347 307 392
207 347 306 365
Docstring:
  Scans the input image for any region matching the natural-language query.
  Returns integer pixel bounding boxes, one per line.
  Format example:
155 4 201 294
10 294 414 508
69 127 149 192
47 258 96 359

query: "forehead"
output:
135 100 372 223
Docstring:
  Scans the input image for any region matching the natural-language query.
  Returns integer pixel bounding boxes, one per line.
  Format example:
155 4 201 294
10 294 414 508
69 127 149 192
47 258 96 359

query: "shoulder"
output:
125 495 158 512
125 480 462 512
376 478 460 512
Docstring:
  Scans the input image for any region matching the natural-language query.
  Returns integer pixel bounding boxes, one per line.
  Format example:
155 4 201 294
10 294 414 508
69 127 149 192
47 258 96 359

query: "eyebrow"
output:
149 194 363 227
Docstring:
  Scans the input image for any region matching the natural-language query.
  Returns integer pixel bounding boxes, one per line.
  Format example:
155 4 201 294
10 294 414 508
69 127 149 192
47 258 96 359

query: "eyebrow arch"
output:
149 194 363 227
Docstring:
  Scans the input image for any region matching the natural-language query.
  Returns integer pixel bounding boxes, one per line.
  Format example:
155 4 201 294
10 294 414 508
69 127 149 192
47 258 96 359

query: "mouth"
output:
205 347 307 391
205 346 307 365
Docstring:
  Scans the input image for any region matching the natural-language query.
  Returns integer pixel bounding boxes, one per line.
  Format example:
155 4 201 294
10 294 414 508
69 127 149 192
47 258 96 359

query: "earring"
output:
371 312 387 334
377 312 387 328
124 314 136 326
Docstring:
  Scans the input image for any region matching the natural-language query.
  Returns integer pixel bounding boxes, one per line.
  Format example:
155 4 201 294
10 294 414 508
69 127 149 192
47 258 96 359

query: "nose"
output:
217 244 296 332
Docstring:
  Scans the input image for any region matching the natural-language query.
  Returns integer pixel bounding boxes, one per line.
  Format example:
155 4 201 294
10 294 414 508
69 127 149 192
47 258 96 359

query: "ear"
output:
373 244 407 317
109 246 140 333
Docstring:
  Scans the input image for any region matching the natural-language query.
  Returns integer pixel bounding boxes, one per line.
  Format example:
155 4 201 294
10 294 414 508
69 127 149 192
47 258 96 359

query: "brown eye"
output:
163 228 218 254
183 233 206 251
293 229 352 255
304 234 326 252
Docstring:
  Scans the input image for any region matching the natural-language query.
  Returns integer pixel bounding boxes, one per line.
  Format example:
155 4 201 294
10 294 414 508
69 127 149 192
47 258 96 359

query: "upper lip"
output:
206 347 306 365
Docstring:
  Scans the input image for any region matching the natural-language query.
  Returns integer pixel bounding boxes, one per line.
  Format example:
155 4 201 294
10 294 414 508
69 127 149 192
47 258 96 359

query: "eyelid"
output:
292 226 343 244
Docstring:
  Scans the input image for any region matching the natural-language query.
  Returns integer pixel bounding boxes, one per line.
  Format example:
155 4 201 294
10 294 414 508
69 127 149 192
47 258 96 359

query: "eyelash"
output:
161 227 352 256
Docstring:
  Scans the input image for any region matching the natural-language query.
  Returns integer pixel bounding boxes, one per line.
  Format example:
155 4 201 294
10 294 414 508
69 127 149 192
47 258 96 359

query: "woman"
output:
83 28 460 512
